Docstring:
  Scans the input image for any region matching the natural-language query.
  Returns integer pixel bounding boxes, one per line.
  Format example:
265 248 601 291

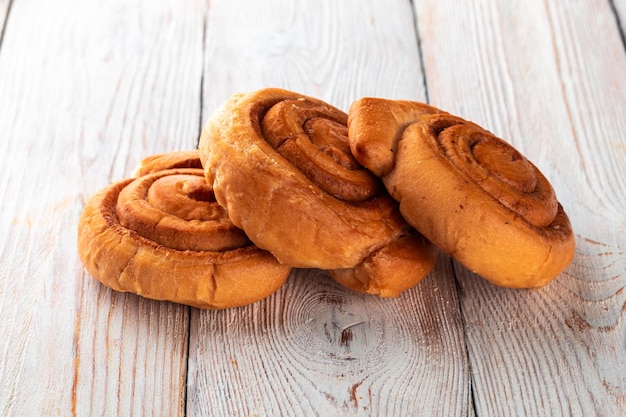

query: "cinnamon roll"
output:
199 89 437 297
77 151 291 309
348 98 575 288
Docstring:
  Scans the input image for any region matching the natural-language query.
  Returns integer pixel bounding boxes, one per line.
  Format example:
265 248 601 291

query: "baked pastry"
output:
348 98 575 288
199 88 438 297
329 232 437 297
77 150 291 309
132 149 204 176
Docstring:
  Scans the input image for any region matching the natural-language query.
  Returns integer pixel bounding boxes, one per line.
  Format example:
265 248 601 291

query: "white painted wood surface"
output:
0 1 624 416
0 0 201 415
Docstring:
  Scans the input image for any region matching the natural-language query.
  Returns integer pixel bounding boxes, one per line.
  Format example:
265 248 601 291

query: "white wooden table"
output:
1 0 625 416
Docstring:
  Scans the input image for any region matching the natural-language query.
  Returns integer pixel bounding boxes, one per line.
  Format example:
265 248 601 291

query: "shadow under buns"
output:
348 98 575 289
199 88 438 297
78 150 291 309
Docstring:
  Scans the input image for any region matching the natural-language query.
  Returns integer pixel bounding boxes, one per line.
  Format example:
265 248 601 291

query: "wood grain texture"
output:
0 0 203 415
191 0 471 415
188 264 470 417
200 0 428 119
414 0 626 415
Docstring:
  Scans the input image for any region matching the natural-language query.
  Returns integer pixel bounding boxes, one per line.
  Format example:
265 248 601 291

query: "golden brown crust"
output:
77 151 291 309
348 99 575 288
329 233 438 298
199 89 437 296
348 98 446 177
132 150 203 177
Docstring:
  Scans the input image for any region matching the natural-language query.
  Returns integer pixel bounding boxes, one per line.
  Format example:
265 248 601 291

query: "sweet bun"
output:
199 88 437 297
77 150 291 309
348 98 575 288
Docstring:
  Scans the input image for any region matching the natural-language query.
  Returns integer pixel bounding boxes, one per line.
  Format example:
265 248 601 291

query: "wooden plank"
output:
199 0 431 117
414 0 626 415
189 0 471 416
189 264 471 417
0 0 204 415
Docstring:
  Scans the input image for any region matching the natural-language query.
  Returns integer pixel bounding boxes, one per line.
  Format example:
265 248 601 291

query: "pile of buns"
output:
78 88 575 309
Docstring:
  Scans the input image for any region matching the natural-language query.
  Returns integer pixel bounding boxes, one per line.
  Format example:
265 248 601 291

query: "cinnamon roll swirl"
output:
348 98 575 288
78 151 291 309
